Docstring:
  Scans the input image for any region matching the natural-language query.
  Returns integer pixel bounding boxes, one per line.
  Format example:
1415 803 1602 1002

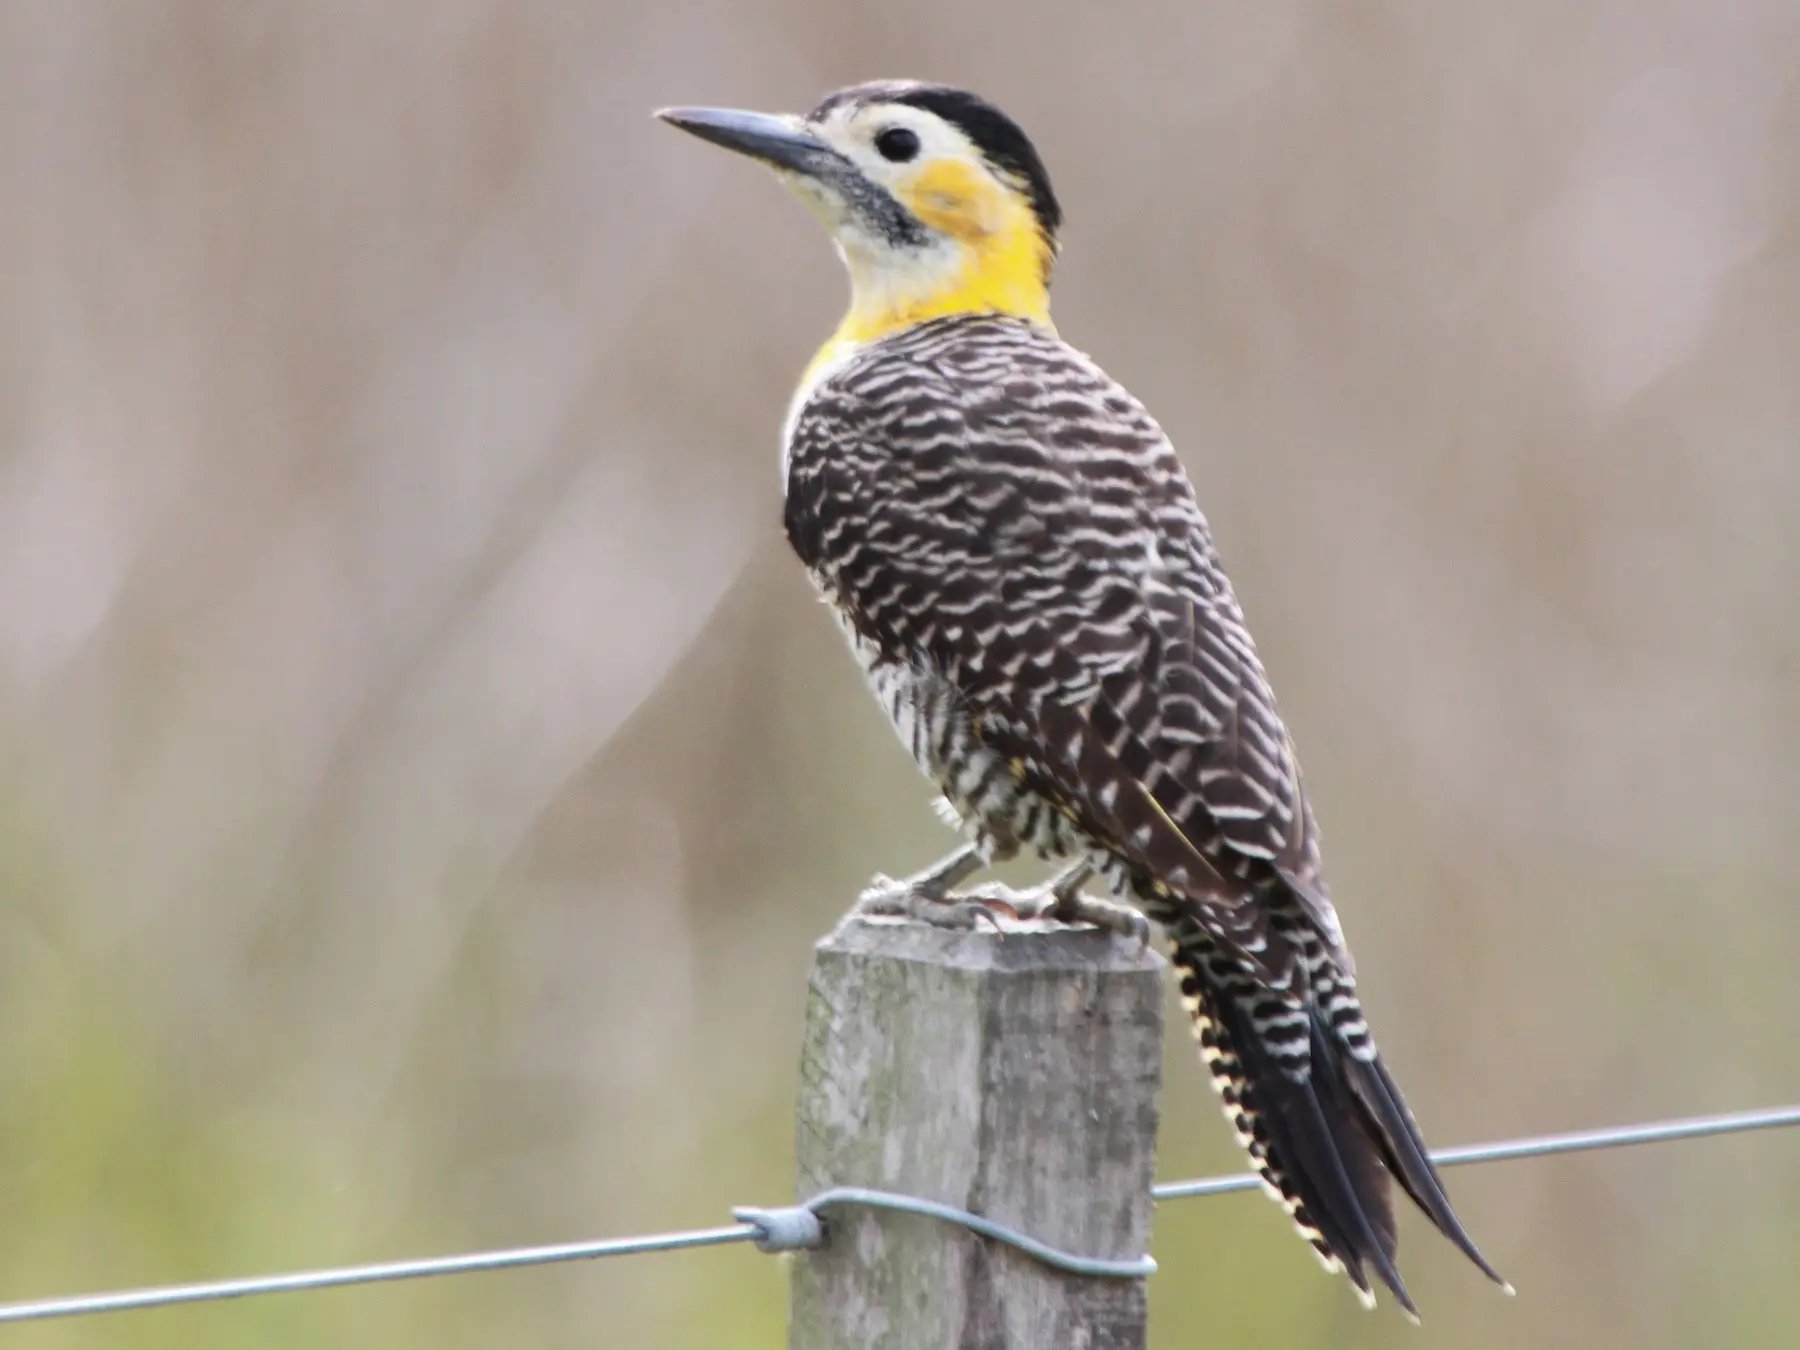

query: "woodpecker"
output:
659 82 1508 1316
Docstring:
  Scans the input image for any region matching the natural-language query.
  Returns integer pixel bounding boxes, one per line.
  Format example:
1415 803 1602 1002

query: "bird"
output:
658 80 1509 1317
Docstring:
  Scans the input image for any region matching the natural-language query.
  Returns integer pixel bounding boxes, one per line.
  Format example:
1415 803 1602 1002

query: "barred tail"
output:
1170 926 1510 1318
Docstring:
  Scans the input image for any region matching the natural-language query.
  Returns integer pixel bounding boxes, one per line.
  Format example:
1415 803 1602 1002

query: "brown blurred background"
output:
0 3 1796 1346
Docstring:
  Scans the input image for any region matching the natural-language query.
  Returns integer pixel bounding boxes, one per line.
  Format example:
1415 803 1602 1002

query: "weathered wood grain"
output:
789 915 1165 1350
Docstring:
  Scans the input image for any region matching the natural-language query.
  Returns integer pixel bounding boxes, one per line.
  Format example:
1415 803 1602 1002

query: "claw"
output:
968 894 1021 924
848 849 1149 946
960 868 1152 948
1043 890 1152 949
855 873 1013 933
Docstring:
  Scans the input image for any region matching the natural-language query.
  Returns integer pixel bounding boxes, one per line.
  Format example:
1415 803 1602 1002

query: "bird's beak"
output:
656 106 843 178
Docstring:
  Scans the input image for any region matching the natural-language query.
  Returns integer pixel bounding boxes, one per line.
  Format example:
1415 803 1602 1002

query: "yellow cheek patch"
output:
822 154 1056 350
901 160 1008 241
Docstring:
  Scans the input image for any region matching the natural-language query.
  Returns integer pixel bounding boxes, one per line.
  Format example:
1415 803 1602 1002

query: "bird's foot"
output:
961 872 1152 948
854 872 1015 933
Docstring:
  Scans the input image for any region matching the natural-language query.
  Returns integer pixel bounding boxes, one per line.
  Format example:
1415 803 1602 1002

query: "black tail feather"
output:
1300 1011 1414 1310
1173 928 1507 1316
1179 937 1416 1315
1210 975 1418 1316
1345 1051 1513 1292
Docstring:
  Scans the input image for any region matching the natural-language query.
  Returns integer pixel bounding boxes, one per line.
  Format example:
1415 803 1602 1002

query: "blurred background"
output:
0 2 1796 1346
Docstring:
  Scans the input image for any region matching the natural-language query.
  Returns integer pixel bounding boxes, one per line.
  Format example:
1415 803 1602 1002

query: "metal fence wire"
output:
0 1102 1792 1326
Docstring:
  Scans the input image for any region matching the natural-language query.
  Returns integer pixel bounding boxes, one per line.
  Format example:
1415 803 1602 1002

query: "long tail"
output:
1168 916 1511 1317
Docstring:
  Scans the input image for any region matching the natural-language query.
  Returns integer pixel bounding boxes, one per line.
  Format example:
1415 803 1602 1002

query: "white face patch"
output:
806 98 987 193
782 99 1000 263
772 100 1009 316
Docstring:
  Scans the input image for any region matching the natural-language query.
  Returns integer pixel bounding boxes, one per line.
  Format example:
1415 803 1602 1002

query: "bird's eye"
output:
873 127 921 163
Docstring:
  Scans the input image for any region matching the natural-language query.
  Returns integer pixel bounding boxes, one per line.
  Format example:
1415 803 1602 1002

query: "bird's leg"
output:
854 842 1008 931
963 861 1152 946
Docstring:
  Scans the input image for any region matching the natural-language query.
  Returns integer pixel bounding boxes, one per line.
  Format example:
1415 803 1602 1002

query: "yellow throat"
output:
803 158 1055 383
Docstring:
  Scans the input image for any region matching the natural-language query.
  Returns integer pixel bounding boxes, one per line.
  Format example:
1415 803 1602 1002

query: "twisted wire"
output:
0 1102 1792 1326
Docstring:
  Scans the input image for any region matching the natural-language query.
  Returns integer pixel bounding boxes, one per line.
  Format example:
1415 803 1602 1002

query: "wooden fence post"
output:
788 914 1165 1350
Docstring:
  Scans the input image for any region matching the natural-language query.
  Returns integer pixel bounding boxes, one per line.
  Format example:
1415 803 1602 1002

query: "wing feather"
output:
786 316 1328 981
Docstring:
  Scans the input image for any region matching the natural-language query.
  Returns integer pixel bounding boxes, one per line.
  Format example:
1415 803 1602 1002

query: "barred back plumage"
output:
783 313 1505 1315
